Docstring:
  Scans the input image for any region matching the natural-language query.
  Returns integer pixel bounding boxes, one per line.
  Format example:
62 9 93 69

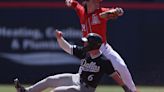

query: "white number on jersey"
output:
88 74 94 81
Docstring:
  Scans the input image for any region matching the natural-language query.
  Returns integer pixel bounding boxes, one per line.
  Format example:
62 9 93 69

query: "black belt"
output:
80 79 96 88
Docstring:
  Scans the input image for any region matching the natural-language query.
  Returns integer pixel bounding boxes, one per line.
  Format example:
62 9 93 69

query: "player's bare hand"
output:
65 0 73 7
55 30 63 39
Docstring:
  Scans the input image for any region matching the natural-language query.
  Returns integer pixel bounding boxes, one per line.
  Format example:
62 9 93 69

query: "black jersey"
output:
73 45 115 88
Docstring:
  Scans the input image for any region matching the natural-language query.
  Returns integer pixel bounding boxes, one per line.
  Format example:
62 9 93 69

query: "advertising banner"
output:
0 8 81 65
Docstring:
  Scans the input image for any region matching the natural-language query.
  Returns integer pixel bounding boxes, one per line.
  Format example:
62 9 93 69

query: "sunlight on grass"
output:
0 84 164 92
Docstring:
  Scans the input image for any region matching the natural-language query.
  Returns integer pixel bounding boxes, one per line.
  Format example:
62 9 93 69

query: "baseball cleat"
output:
14 78 27 92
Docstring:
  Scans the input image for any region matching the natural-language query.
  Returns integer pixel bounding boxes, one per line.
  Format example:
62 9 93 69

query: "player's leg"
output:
50 73 81 92
50 84 96 92
100 43 137 92
14 73 78 92
26 73 78 92
50 85 80 92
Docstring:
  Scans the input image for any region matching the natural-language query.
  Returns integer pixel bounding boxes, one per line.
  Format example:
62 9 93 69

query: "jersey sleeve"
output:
72 45 86 59
101 7 115 21
71 1 85 18
100 8 110 21
104 60 115 75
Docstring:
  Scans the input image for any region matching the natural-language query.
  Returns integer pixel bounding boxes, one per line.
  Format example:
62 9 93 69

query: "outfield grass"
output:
0 84 164 92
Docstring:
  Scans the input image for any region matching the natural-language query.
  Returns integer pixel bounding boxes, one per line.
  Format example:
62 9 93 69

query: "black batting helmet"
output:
82 33 103 51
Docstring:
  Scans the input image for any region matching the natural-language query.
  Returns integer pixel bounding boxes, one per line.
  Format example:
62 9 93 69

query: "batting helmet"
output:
82 33 103 51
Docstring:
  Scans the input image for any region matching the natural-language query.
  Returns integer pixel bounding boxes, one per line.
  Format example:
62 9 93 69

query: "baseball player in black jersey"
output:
14 30 132 92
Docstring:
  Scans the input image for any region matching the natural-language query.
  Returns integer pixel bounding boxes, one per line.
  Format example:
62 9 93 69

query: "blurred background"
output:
0 0 164 88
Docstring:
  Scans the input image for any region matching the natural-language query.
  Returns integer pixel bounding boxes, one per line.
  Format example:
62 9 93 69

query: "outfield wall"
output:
0 2 164 85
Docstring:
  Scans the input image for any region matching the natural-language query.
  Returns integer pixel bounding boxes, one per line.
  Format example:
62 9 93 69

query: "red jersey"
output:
71 1 110 43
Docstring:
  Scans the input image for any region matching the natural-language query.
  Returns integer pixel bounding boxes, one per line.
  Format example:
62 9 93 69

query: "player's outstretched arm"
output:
65 0 79 7
99 7 124 20
55 30 72 54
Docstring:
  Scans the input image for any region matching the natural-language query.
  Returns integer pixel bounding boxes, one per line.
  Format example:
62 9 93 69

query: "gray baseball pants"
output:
25 73 95 92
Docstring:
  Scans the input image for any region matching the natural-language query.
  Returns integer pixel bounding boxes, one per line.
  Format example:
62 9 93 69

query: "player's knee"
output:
114 59 127 69
114 61 130 75
120 62 127 69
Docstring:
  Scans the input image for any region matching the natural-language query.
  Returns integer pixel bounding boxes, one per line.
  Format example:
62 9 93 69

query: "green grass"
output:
0 84 164 92
96 86 164 92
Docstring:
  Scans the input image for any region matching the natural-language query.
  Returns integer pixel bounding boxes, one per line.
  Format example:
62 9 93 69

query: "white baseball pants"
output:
100 43 137 92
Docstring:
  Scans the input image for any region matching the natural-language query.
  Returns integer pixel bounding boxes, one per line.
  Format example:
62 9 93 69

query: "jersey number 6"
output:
88 74 94 81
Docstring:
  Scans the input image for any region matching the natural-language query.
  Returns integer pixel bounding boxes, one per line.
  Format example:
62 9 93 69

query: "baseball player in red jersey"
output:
65 0 138 92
